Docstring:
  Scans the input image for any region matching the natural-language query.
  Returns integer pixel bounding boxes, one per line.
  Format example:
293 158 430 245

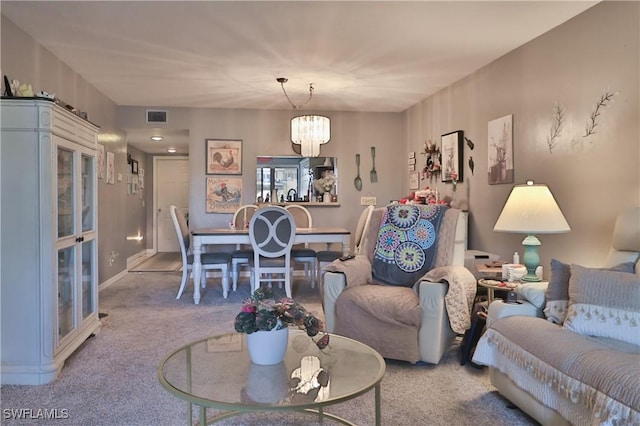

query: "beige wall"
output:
403 1 639 271
3 1 638 285
1 16 148 284
117 107 404 236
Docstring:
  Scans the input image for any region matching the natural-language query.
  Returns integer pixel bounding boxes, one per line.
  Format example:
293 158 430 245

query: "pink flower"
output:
240 305 255 313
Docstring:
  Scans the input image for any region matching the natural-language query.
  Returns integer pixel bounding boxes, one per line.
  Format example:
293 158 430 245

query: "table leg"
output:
342 235 350 256
192 237 202 304
375 383 381 426
487 288 494 304
199 406 206 426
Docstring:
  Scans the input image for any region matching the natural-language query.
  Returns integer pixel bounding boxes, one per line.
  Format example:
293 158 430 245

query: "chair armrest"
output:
323 271 346 333
486 299 543 327
414 279 456 363
321 255 372 333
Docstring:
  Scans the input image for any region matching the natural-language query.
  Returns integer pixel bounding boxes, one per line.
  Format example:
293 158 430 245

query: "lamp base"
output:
521 235 541 282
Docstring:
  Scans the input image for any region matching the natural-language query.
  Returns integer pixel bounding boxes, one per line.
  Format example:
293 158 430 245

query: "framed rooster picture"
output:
206 177 242 213
206 139 242 175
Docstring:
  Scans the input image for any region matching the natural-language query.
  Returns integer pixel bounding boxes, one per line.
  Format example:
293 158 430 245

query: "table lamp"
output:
494 180 570 281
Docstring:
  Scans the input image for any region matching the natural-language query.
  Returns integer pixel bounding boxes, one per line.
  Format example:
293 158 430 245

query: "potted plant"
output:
234 287 330 364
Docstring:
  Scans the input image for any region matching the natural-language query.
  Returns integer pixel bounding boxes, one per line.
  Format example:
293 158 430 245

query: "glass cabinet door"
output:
81 154 94 232
57 148 75 238
58 246 76 340
54 139 97 350
81 239 96 319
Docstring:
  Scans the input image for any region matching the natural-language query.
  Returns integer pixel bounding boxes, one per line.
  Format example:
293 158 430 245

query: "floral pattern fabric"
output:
372 204 447 286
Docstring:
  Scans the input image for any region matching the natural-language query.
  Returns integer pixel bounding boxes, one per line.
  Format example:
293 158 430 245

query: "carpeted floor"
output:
129 252 182 272
0 272 538 425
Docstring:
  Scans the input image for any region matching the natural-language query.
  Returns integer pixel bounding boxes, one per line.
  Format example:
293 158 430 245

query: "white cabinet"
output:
1 99 100 384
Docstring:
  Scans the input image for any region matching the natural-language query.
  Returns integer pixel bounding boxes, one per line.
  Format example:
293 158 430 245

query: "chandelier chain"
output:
279 79 314 110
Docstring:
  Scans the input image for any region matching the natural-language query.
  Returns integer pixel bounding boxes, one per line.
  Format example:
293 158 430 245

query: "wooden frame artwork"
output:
131 159 139 175
206 177 242 213
206 139 242 175
409 171 420 190
488 114 514 185
441 130 463 183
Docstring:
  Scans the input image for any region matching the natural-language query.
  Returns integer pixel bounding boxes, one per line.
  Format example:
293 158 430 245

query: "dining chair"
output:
284 204 318 288
230 204 258 291
248 206 296 298
317 205 374 275
170 205 232 299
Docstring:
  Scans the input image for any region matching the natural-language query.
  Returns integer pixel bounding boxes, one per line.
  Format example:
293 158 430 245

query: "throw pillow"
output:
543 259 572 324
564 264 640 346
543 259 635 324
516 282 547 309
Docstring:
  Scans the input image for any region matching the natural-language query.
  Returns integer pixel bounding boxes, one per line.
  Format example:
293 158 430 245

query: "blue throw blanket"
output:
372 204 448 286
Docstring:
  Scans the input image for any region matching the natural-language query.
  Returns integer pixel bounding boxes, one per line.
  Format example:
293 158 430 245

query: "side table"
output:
477 278 519 304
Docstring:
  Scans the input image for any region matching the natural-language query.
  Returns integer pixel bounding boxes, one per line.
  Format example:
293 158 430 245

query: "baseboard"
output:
126 249 155 270
99 269 129 291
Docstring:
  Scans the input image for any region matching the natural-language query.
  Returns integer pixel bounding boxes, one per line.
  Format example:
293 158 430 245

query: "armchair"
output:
323 205 476 364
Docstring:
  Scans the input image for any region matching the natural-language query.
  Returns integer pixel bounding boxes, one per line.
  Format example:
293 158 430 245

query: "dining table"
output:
190 227 351 304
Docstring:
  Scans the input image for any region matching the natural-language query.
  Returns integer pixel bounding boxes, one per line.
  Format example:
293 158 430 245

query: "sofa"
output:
472 207 640 425
322 204 477 364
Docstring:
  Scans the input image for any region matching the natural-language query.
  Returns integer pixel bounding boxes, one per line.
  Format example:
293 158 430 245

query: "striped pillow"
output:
564 264 640 346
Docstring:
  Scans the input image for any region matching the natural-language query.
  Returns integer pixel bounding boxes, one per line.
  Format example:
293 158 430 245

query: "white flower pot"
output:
246 325 289 365
323 192 332 203
244 362 289 404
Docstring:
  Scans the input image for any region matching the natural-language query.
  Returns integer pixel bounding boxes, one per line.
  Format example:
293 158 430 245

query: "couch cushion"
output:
564 264 640 346
336 284 422 328
473 316 640 425
544 259 635 324
516 282 547 309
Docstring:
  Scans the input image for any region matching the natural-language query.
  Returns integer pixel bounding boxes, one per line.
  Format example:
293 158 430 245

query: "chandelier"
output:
278 78 330 157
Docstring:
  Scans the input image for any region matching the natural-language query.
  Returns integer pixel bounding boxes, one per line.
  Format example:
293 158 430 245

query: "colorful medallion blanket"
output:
372 204 448 286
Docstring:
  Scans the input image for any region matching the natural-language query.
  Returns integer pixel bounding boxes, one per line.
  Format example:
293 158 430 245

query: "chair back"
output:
605 206 640 270
232 204 258 230
285 205 312 248
354 205 375 255
249 206 296 259
361 206 467 267
170 205 190 264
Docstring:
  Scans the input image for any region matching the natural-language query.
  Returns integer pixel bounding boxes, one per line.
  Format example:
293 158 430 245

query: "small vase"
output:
323 192 332 203
246 325 289 365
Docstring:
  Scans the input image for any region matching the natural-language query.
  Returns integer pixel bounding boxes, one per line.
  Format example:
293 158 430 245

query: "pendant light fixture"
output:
277 78 330 157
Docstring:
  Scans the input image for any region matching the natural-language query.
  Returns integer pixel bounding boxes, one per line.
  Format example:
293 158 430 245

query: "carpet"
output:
129 252 182 272
0 272 538 425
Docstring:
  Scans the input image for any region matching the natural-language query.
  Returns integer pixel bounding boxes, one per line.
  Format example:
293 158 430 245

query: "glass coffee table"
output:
158 330 386 425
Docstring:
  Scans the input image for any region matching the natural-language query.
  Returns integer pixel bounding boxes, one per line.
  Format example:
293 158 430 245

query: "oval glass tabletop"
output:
158 330 385 412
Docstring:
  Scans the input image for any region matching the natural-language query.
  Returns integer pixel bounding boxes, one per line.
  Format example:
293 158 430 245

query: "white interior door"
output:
155 157 189 252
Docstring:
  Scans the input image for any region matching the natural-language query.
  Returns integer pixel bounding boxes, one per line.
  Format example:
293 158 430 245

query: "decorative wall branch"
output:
547 101 565 153
583 90 616 138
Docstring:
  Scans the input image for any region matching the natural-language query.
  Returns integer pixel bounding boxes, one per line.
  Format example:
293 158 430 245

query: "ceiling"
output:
2 1 598 153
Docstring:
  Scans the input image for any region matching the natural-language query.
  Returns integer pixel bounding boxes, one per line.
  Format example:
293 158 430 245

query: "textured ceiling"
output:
2 1 598 152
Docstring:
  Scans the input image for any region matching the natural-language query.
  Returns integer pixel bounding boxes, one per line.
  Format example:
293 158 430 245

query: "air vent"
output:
146 110 167 123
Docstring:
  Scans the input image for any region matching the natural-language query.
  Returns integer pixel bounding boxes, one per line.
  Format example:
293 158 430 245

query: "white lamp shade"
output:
494 182 570 234
291 115 330 157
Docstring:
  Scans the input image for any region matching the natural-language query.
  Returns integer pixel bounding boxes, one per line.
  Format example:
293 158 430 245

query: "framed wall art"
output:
487 114 514 185
441 130 463 183
106 151 115 185
409 171 420 190
206 139 242 175
131 159 139 175
97 144 105 179
206 177 242 213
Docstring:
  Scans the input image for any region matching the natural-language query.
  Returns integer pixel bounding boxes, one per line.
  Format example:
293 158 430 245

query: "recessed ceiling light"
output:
151 135 163 141
167 148 177 153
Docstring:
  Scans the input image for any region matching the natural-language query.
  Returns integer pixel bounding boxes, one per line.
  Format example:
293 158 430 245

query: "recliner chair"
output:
323 205 476 364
